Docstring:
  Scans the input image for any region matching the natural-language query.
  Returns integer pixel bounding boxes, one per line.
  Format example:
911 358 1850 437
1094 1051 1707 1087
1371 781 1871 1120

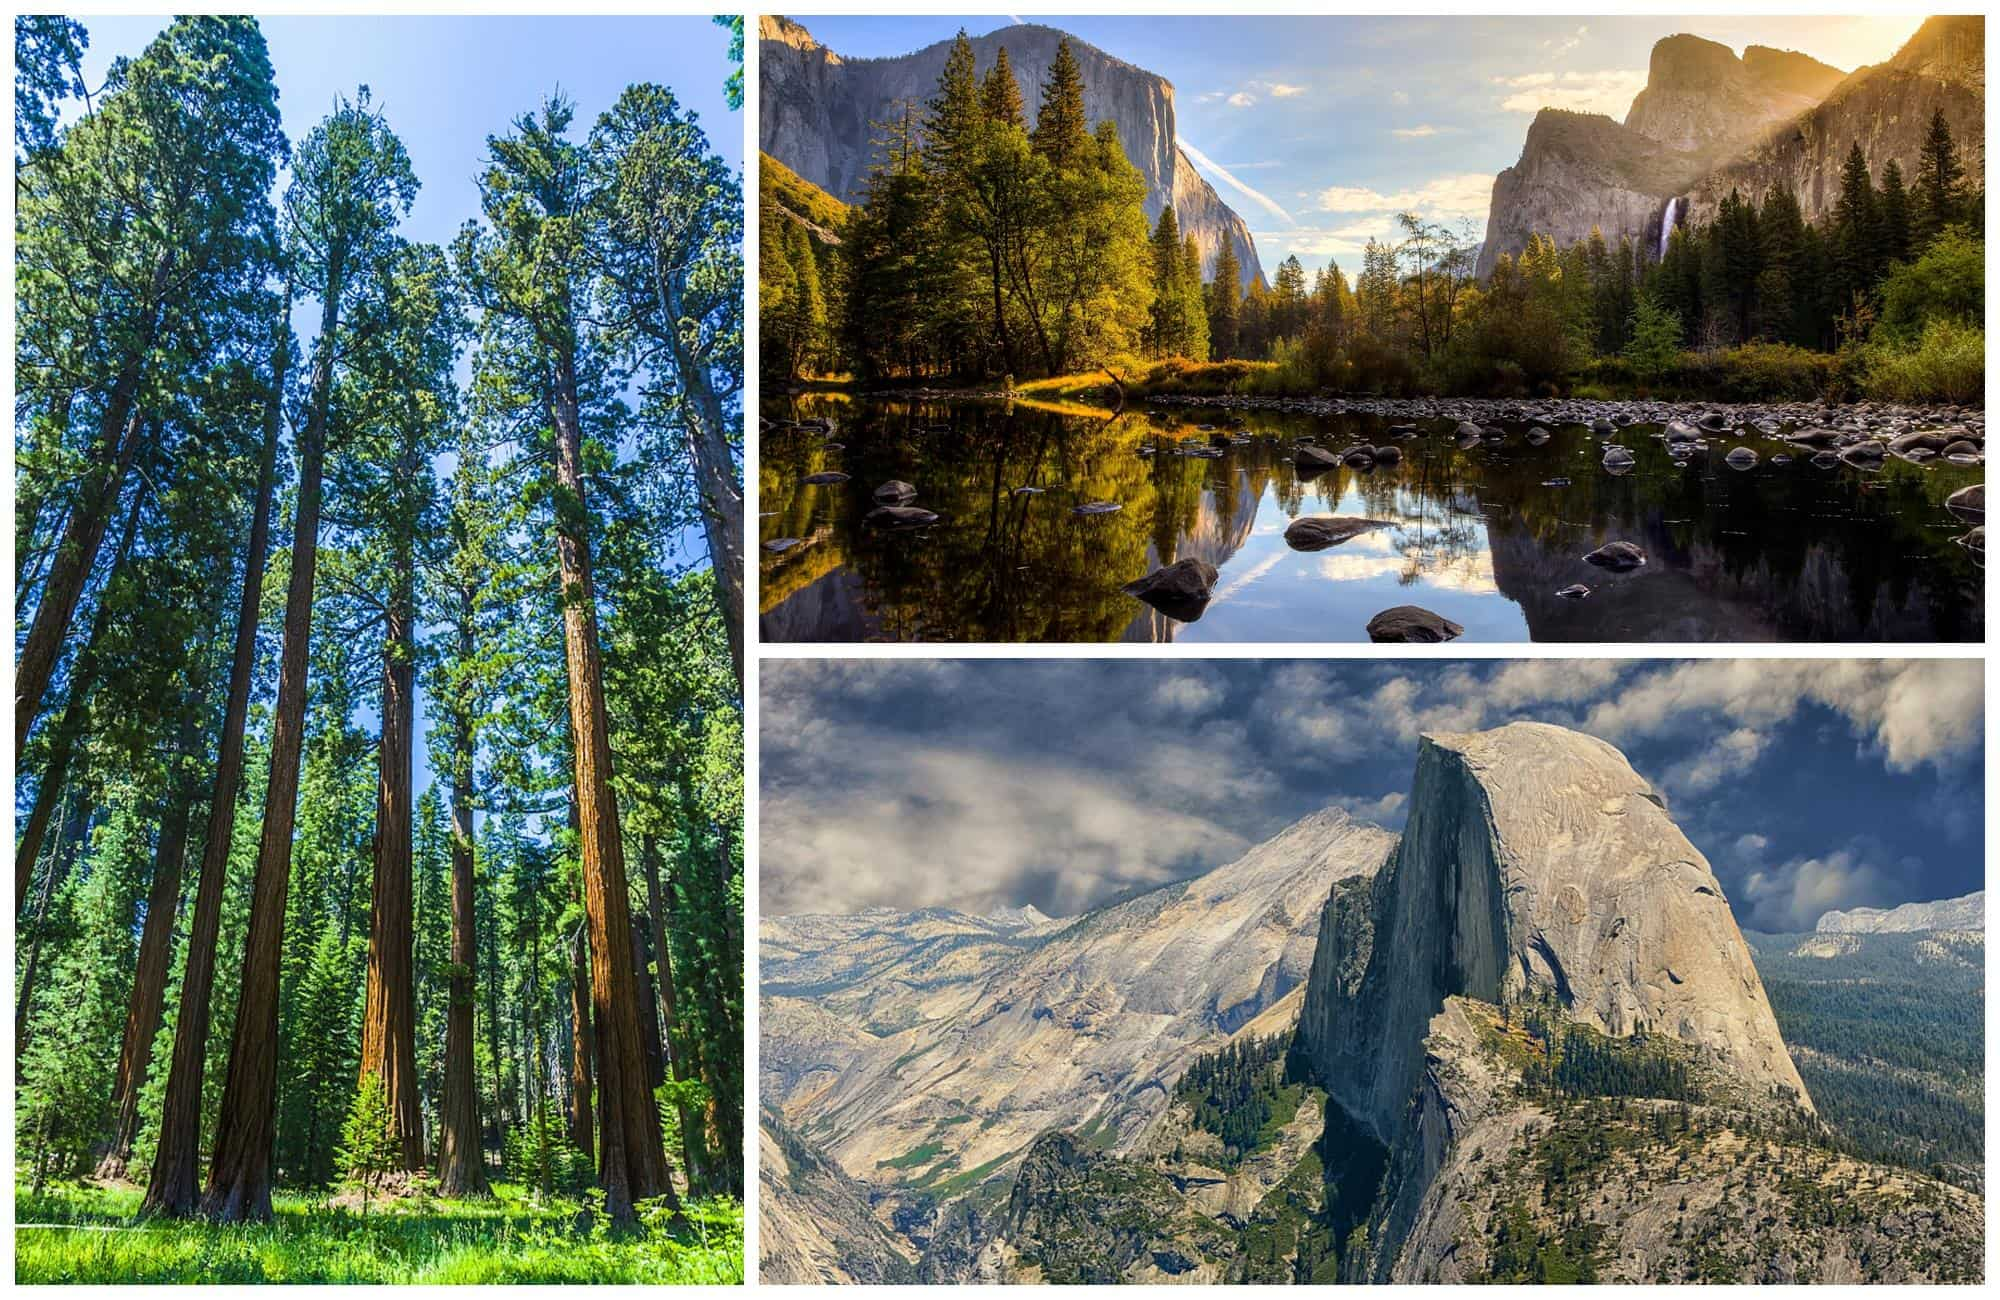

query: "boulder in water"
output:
1946 483 1984 521
1584 540 1646 571
1285 515 1390 552
872 479 918 503
1122 558 1220 621
864 505 939 529
801 471 850 485
1724 446 1758 470
1366 605 1464 643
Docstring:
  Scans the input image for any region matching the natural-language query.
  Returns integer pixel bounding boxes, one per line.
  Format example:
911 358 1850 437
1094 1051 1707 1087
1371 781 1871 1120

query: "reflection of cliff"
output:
1122 464 1272 641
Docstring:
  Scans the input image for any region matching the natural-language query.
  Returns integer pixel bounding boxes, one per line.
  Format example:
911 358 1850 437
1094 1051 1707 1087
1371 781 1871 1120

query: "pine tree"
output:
1031 37 1090 167
1914 107 1965 244
1878 159 1913 265
982 46 1025 127
1208 240 1241 359
1180 234 1209 362
339 1071 400 1213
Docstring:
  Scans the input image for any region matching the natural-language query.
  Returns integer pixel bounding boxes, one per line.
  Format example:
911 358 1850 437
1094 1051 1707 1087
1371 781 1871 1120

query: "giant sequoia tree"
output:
17 17 745 1241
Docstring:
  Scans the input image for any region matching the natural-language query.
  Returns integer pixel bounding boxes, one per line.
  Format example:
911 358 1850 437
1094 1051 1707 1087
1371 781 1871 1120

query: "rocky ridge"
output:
1816 889 1984 934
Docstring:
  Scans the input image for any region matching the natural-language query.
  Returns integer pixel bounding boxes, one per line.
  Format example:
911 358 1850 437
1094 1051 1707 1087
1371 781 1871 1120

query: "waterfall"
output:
1657 197 1681 260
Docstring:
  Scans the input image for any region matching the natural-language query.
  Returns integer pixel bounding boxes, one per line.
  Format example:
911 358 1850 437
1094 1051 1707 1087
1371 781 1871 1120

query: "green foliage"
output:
338 1073 402 1213
504 1108 595 1199
1874 225 1983 342
1621 292 1682 383
1174 1034 1295 1167
15 1182 743 1283
1864 318 1984 404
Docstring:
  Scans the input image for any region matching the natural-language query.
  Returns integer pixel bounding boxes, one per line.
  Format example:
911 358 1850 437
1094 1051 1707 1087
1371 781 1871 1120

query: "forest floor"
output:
14 1181 744 1284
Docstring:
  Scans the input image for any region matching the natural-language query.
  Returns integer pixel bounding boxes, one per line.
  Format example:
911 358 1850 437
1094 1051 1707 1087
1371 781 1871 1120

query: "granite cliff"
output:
758 15 1264 287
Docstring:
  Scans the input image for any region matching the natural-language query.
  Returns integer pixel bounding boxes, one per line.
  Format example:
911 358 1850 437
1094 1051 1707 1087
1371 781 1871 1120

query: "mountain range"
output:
1478 15 1985 275
758 15 1265 289
761 721 1983 1284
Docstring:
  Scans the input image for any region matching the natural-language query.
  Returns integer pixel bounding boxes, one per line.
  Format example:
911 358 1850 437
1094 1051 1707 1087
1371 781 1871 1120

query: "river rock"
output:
1365 605 1464 643
872 480 918 503
1526 426 1551 445
1293 445 1341 473
1556 583 1590 599
1285 515 1390 552
1372 444 1403 464
1602 446 1636 470
1946 483 1984 520
1122 558 1219 621
1072 501 1123 516
802 471 851 485
1724 446 1757 470
1839 439 1886 466
1584 540 1646 571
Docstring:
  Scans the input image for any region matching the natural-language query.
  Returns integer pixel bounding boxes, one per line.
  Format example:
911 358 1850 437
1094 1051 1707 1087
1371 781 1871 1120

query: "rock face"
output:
1298 722 1811 1148
761 1113 916 1284
759 15 1264 287
1479 18 1985 275
761 809 1395 1197
1816 889 1984 934
1624 34 1842 154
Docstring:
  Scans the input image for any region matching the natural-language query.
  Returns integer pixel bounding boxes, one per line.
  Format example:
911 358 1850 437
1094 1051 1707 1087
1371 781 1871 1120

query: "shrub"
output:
1863 318 1984 404
1876 226 1983 343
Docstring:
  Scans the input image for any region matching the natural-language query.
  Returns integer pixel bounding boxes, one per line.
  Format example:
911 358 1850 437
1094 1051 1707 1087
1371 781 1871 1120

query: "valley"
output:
759 723 1985 1284
757 14 1985 645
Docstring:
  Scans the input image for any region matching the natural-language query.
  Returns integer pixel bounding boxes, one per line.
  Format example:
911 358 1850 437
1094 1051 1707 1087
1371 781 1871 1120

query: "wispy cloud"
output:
1268 82 1307 98
1179 137 1296 226
1390 124 1445 139
1315 172 1493 220
1544 24 1588 58
1227 90 1255 108
1493 67 1645 115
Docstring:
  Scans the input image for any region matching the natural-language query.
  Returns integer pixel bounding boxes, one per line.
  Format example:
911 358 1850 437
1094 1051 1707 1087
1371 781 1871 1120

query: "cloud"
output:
1179 137 1296 226
1738 848 1895 932
1332 791 1407 823
1662 726 1768 793
1582 660 1983 776
1495 67 1646 116
1315 172 1494 220
1154 672 1223 717
1227 91 1256 108
1389 90 1409 105
1268 82 1307 98
1391 124 1444 139
1544 24 1588 58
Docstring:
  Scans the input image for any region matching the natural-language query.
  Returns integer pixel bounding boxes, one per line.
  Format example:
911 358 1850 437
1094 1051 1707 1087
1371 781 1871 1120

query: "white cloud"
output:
1583 660 1983 776
1495 68 1646 116
1179 137 1296 227
1739 848 1894 932
1663 726 1768 793
1227 90 1256 108
1389 90 1410 105
1333 791 1407 823
1154 672 1223 717
1268 82 1307 98
1315 172 1494 220
1544 24 1589 58
1391 124 1443 139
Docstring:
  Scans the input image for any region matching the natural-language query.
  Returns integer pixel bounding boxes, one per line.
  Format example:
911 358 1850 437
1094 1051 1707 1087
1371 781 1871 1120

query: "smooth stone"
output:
1556 584 1590 599
1947 484 1984 521
801 471 850 485
872 479 918 503
1372 444 1403 464
1285 515 1391 552
1725 447 1758 470
1526 426 1551 445
1072 501 1123 516
761 538 802 554
1293 445 1341 473
1366 605 1464 643
1584 540 1647 572
1602 446 1636 468
1122 558 1220 622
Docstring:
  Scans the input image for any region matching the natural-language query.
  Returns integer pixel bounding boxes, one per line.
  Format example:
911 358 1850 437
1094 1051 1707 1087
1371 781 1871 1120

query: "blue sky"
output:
787 14 1920 271
762 659 1983 933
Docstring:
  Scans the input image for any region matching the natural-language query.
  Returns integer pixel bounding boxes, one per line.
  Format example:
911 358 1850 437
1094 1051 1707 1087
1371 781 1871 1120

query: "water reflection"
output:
759 396 1983 643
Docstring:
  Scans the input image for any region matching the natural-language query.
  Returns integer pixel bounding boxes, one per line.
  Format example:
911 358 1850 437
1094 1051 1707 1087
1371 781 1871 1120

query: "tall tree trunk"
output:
642 834 704 1189
649 262 743 689
484 906 506 1143
15 482 147 909
359 538 423 1171
632 923 665 1091
436 591 490 1197
96 759 197 1180
204 255 340 1224
141 283 290 1220
14 247 168 756
567 923 596 1164
547 359 677 1220
15 792 93 1062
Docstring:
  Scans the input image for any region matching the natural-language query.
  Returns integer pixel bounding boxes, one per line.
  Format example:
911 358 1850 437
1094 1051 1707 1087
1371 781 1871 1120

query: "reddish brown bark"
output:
15 482 146 910
436 587 490 1198
568 923 596 1164
547 357 676 1221
203 257 339 1224
141 288 288 1220
358 550 423 1170
15 304 158 759
95 773 194 1180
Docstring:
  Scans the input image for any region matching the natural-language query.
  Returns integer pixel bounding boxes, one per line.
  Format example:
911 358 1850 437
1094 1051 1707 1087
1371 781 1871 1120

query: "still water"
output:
759 396 1982 643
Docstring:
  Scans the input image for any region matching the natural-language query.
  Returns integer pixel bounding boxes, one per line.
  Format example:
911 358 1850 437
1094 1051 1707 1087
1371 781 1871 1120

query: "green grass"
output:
874 1140 945 1172
16 1181 743 1284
